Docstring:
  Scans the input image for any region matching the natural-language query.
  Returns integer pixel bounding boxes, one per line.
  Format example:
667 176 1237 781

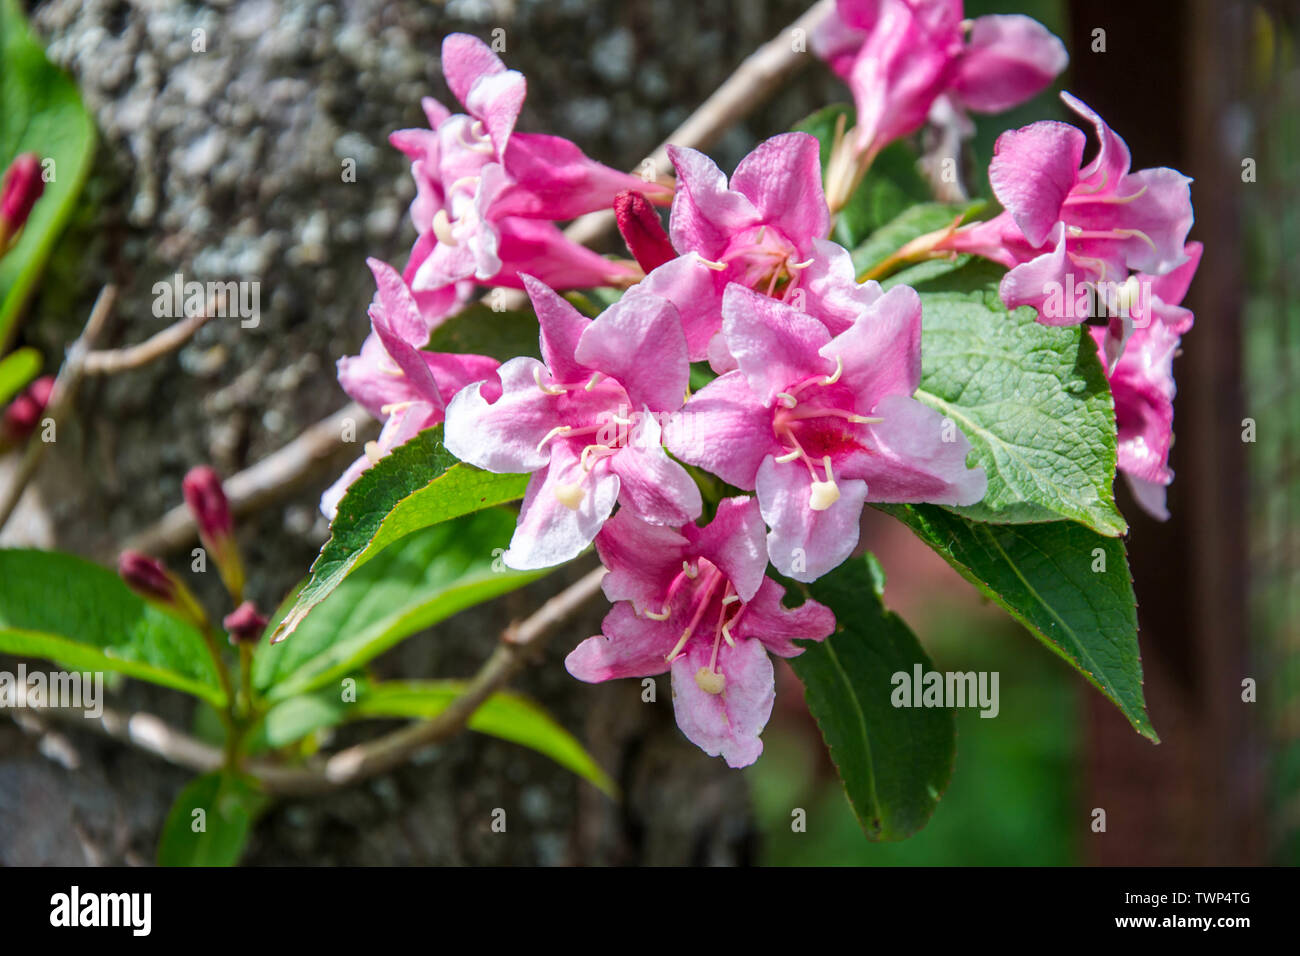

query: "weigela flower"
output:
322 258 500 518
566 498 835 767
943 93 1194 324
667 284 986 581
444 275 701 570
393 34 667 293
1090 242 1200 521
812 0 1067 161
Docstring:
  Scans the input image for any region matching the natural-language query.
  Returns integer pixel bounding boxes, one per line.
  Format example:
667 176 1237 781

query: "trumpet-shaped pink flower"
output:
1090 242 1200 521
322 259 500 517
444 275 700 569
812 0 1067 159
944 93 1194 323
392 34 666 293
667 284 985 581
566 499 835 767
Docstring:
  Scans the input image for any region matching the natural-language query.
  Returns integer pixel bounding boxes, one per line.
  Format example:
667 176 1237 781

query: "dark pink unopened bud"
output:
118 551 176 604
0 154 44 247
2 375 54 443
614 190 676 273
182 466 233 542
223 601 267 644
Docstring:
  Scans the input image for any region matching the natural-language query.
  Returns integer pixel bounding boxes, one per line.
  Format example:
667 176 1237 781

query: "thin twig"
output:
0 285 117 532
14 565 608 797
82 306 217 376
122 401 377 555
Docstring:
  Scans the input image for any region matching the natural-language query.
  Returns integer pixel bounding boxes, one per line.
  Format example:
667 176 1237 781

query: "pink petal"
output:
503 441 620 569
666 370 778 489
1062 92 1132 191
666 145 759 259
608 413 703 526
575 295 689 412
497 133 669 221
444 356 560 474
669 638 774 768
465 68 526 157
722 284 833 405
686 496 768 604
490 218 638 290
756 455 869 582
733 577 836 658
989 121 1085 247
441 34 509 111
521 275 594 385
729 132 830 247
953 14 1068 114
801 238 885 337
626 254 723 362
1124 472 1170 522
594 507 690 613
999 222 1071 318
847 393 987 504
824 283 922 404
565 602 673 682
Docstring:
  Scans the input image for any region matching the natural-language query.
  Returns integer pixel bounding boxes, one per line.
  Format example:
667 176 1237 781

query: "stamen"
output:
580 444 616 470
380 400 415 416
788 257 815 271
644 607 671 621
774 447 802 464
776 392 798 408
682 560 699 579
536 424 572 453
584 372 603 391
694 667 726 695
554 483 585 511
694 253 728 271
821 355 843 386
433 209 458 246
364 441 382 465
533 366 566 395
1112 227 1158 252
666 570 723 663
808 455 841 511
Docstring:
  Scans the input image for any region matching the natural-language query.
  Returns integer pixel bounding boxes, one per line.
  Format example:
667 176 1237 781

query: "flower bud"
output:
223 601 268 645
182 465 244 601
2 375 54 445
118 550 208 630
614 189 676 273
0 154 44 252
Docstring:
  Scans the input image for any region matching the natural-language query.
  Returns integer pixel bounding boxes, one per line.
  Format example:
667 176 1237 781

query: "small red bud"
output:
182 466 233 542
117 551 176 604
2 375 54 443
0 154 44 249
223 601 268 644
614 190 676 273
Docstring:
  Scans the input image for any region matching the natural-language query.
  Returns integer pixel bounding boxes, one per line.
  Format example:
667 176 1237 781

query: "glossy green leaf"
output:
897 258 1126 536
790 554 955 840
0 346 41 406
0 549 225 706
256 509 544 700
157 772 264 867
425 302 540 362
880 503 1156 740
354 680 617 796
0 0 96 344
271 425 528 643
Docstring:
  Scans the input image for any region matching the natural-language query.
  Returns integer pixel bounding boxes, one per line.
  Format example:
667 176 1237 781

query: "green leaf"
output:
880 503 1157 740
0 0 97 345
794 103 931 248
353 680 617 797
0 346 41 405
0 549 225 706
790 555 955 841
256 510 545 701
425 302 540 362
901 258 1126 536
157 772 264 867
271 425 529 643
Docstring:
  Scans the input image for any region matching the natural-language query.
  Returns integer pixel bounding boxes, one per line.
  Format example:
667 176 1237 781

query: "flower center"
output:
531 370 638 510
770 356 882 511
642 559 748 695
700 224 813 300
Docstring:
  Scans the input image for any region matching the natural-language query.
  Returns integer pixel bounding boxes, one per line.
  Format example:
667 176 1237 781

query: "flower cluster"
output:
327 13 1198 765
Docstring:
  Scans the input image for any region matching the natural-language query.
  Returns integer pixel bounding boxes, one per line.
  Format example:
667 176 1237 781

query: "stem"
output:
858 224 961 282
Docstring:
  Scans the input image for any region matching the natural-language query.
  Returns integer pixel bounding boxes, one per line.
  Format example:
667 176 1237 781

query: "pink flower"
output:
1090 242 1200 521
628 133 830 364
322 258 500 518
393 34 666 293
812 0 1067 160
444 275 700 569
667 284 985 581
566 498 835 767
944 93 1194 323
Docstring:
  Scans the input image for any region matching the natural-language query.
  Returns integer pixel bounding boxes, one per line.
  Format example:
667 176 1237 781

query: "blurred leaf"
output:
851 201 984 279
354 680 617 796
794 103 931 248
0 345 40 405
790 555 955 841
0 0 96 345
880 503 1156 741
0 549 225 706
899 258 1126 536
256 510 545 701
157 772 264 867
425 302 540 362
271 425 528 643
